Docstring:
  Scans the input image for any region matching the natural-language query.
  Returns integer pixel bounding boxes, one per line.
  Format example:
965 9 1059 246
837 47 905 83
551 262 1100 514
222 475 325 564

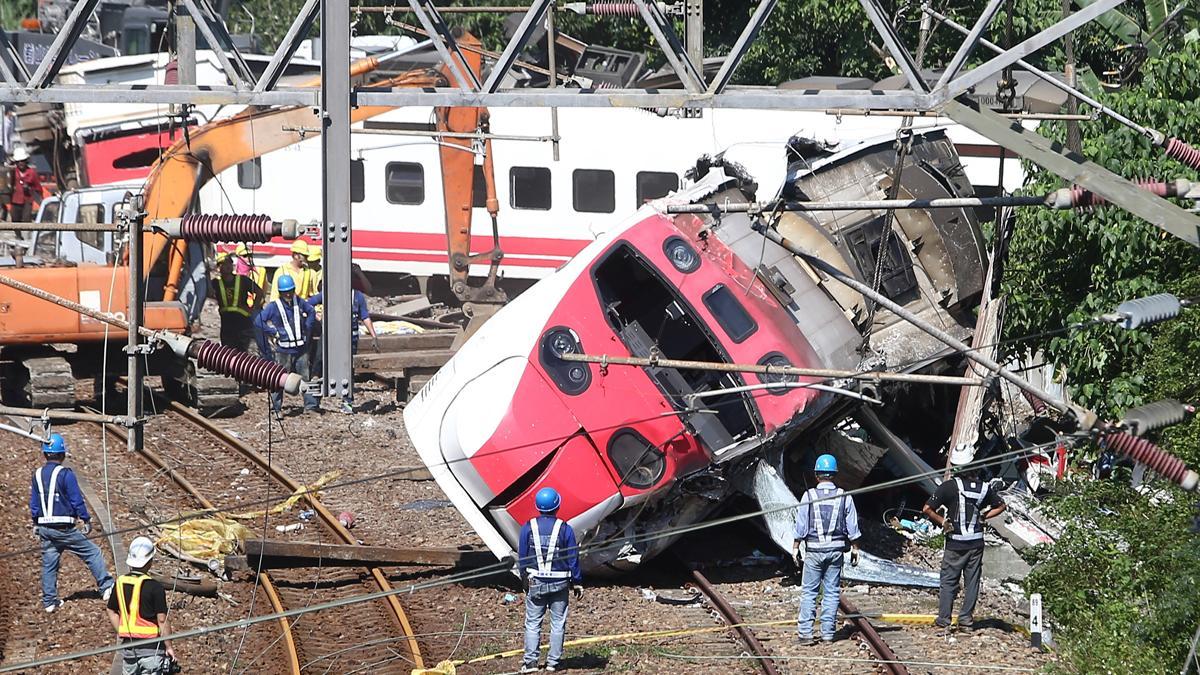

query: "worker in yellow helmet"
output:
269 240 314 300
303 246 323 298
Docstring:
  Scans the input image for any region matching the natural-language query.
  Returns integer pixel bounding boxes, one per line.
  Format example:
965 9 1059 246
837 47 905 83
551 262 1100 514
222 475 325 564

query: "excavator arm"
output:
434 37 506 342
142 61 446 300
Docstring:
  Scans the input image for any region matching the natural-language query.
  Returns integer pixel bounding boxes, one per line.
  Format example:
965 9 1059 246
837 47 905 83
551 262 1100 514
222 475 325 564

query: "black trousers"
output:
218 313 255 353
937 546 983 626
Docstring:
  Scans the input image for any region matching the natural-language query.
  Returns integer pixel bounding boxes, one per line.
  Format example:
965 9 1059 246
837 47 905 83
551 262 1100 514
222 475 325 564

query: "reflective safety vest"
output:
34 465 75 525
803 485 849 552
271 266 312 300
216 274 252 317
273 299 306 349
115 574 160 639
949 478 989 543
526 518 571 581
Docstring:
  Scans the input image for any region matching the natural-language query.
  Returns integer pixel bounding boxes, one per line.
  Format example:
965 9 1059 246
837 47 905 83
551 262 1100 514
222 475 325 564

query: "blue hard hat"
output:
814 453 838 474
277 274 296 293
42 432 67 455
535 487 561 513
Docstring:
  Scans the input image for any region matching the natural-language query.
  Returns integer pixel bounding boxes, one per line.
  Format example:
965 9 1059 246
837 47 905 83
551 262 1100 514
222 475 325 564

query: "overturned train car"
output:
403 128 987 574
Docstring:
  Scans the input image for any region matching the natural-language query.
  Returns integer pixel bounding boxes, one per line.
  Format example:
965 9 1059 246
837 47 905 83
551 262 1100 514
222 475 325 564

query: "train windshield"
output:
593 243 758 453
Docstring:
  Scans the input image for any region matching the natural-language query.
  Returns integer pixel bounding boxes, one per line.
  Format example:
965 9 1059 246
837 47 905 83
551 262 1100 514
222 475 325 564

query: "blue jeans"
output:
524 582 569 668
269 349 319 411
38 525 114 607
797 548 845 639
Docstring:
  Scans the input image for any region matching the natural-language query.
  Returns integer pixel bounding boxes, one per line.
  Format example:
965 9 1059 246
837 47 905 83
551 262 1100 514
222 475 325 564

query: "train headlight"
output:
757 352 798 395
608 428 666 489
539 327 592 395
663 236 700 273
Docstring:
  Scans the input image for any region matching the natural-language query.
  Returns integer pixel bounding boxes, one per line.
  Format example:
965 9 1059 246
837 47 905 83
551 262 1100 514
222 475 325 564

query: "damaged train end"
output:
403 127 988 578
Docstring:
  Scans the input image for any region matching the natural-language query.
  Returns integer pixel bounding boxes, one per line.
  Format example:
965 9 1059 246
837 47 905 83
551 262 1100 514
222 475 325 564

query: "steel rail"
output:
83 407 303 675
840 597 908 675
690 570 779 675
164 401 425 668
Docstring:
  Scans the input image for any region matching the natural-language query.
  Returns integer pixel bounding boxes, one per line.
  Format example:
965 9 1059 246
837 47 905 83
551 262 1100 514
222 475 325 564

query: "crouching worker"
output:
793 453 861 644
519 487 581 673
108 536 177 674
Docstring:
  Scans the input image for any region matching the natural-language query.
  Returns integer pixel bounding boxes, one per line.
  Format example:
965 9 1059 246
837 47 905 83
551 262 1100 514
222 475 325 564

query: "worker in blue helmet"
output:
517 487 582 672
30 432 115 613
254 273 320 416
792 453 861 644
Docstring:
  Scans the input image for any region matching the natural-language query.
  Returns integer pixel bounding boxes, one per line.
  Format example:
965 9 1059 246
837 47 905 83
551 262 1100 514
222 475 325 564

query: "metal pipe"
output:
684 381 884 405
352 128 554 142
353 4 535 11
547 2 561 161
0 405 134 425
923 5 1160 142
0 421 45 441
752 222 1080 419
823 108 1092 121
556 352 985 385
665 194 1049 214
1 221 124 231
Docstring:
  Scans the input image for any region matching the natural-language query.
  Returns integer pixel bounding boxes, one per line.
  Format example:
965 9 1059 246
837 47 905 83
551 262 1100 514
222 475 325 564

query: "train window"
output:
350 159 365 203
237 157 263 190
572 169 615 213
385 162 425 205
635 171 678 205
78 205 105 249
702 284 757 343
510 166 551 210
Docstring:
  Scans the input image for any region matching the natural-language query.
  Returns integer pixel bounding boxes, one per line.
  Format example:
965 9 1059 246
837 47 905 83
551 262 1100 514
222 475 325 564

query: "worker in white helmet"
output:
107 536 177 674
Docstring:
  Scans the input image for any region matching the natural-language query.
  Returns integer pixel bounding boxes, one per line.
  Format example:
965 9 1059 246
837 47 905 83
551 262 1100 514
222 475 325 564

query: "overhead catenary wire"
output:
0 441 1060 672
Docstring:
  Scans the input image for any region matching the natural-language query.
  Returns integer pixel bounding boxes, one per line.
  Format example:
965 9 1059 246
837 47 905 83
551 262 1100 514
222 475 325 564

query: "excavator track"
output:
0 352 75 409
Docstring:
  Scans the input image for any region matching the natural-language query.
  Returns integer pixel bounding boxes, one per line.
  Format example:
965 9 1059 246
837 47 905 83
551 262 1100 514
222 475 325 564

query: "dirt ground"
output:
0 367 1057 674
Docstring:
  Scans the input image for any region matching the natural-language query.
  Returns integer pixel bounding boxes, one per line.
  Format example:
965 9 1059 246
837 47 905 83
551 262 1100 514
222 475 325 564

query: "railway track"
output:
690 570 780 675
90 401 424 674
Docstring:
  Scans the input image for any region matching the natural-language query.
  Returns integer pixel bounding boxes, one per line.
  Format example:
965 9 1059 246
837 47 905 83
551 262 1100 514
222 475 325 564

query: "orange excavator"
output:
0 34 504 410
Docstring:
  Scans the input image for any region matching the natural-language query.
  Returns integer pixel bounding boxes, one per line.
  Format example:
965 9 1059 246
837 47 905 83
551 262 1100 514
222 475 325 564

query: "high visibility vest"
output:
33 465 75 525
273 299 306 349
526 518 571 581
299 269 320 298
115 574 161 639
802 485 849 552
949 478 989 542
216 274 252 317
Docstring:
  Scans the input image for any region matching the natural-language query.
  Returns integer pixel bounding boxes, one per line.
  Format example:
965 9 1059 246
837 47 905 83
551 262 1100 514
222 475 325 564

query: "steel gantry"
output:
2 0 1197 396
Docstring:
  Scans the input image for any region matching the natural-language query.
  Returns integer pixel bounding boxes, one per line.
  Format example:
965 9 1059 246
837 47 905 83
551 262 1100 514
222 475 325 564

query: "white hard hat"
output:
11 146 29 162
949 444 975 467
126 536 156 568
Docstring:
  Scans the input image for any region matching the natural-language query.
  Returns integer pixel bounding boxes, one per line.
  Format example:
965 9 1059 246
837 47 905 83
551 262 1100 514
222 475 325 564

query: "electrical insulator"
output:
1021 389 1048 415
1103 431 1199 491
1109 293 1182 330
153 214 300 242
1121 399 1192 436
159 333 301 394
1165 137 1200 171
1048 179 1193 209
588 2 640 15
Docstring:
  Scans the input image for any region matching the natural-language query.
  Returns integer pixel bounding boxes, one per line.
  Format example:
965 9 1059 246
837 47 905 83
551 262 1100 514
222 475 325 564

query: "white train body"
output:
200 106 1027 282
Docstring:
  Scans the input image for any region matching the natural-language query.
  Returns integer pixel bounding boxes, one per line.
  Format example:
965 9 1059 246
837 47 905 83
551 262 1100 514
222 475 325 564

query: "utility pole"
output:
321 0 353 403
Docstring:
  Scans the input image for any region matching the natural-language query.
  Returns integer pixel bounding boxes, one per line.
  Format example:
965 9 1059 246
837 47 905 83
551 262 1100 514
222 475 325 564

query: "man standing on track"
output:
923 445 1007 631
107 536 177 674
519 487 582 673
30 432 115 612
254 274 320 415
793 453 861 644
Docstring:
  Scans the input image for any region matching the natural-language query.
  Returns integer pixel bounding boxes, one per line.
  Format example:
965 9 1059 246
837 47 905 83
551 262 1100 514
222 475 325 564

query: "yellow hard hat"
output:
234 243 249 256
307 247 322 262
290 240 310 256
215 251 229 263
